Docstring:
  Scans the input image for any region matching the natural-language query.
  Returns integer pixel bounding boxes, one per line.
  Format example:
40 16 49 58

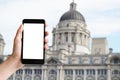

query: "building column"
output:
44 69 46 80
54 33 57 50
68 32 71 44
22 68 25 80
59 66 62 80
61 33 64 44
73 69 75 80
87 37 90 48
12 73 15 80
32 68 34 80
60 67 64 80
85 35 87 46
57 69 60 80
84 69 86 80
75 33 79 43
95 69 98 80
81 34 83 45
42 69 44 80
44 68 47 80
107 65 111 80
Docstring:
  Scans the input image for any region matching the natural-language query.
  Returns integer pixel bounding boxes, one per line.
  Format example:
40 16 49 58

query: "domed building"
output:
52 2 91 55
7 1 120 80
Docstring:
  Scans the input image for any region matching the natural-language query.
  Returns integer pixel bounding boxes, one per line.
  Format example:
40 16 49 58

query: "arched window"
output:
24 76 32 80
34 76 41 80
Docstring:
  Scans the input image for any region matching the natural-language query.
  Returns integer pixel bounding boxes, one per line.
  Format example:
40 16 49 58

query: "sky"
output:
0 0 120 55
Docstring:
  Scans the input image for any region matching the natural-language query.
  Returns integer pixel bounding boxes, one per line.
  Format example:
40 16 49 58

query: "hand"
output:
0 24 48 80
11 24 48 69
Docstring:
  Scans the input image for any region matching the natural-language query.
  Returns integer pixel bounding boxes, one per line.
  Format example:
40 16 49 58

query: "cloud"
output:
86 15 120 36
0 0 120 54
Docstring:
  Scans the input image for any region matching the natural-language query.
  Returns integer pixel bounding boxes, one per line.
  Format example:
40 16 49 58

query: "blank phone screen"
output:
23 23 44 59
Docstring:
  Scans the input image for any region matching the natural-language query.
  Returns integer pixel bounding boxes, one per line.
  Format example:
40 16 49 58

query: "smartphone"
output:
21 19 45 64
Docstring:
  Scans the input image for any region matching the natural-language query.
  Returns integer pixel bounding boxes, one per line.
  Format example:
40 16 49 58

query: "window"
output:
103 69 107 75
87 69 95 75
79 33 82 44
58 33 61 44
65 32 68 42
65 69 73 75
104 69 107 75
25 69 32 75
16 69 23 75
71 32 75 42
67 24 69 27
112 70 119 74
90 57 93 64
58 33 61 40
49 69 57 74
98 69 107 75
34 69 42 75
101 57 105 64
79 57 82 64
75 69 84 75
113 58 119 64
53 34 55 45
84 35 86 42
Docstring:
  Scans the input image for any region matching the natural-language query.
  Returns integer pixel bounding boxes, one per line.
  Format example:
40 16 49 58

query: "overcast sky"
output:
0 0 120 55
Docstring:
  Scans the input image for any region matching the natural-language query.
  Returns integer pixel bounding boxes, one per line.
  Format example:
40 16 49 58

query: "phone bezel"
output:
21 19 45 64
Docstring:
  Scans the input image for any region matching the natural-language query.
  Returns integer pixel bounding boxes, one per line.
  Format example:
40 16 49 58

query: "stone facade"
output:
7 53 120 80
0 1 120 80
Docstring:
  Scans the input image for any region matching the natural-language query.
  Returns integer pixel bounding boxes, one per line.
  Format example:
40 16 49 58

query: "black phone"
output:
21 19 45 64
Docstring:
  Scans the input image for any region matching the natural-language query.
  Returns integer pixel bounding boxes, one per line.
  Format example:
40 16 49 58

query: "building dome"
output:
59 2 85 22
60 10 85 22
